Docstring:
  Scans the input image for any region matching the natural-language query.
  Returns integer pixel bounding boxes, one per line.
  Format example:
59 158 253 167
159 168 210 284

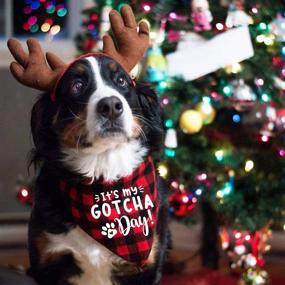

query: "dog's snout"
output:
97 96 123 120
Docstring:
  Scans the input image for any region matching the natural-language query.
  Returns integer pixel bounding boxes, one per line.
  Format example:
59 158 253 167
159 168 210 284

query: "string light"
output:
50 25 61 35
226 62 242 74
222 85 233 96
46 3 56 14
251 7 258 14
195 188 203 196
216 190 224 198
165 119 174 128
258 22 268 31
21 188 29 197
192 197 198 203
182 195 189 203
264 35 275 46
261 93 270 102
256 34 265 43
31 1 40 10
216 23 224 31
235 232 242 239
196 173 207 182
255 78 264 86
41 23 50 32
245 235 251 241
233 114 241 123
161 97 170 106
261 135 269 142
28 16 38 26
223 182 232 195
215 150 224 161
179 184 185 191
245 160 254 172
158 164 168 178
142 4 151 12
171 180 179 189
24 6 32 14
157 81 168 92
164 148 176 158
279 149 285 157
169 12 177 20
22 1 67 35
30 24 39 33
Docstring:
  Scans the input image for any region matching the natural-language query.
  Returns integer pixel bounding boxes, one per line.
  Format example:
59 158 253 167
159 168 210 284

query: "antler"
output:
103 5 150 72
7 5 148 92
7 38 66 92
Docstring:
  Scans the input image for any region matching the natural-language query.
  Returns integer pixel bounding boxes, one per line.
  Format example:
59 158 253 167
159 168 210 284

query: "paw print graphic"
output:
101 222 117 239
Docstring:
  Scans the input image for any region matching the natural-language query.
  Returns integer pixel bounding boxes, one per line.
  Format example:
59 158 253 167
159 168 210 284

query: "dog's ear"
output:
136 83 160 112
31 94 56 164
136 83 164 150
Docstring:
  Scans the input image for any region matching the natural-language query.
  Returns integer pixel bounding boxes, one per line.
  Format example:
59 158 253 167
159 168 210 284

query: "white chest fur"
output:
63 140 147 182
45 227 123 285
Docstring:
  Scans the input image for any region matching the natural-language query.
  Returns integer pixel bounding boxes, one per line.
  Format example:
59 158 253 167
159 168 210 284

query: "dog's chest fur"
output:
46 227 122 285
44 226 158 285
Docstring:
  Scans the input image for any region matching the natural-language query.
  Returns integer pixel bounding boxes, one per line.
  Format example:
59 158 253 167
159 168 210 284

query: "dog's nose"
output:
97 96 123 120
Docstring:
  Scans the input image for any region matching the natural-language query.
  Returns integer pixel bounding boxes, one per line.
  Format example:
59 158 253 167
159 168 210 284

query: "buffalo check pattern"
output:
59 156 158 266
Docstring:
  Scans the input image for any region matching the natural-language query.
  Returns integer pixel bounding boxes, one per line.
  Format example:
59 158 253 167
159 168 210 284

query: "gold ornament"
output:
196 102 216 125
180 110 203 134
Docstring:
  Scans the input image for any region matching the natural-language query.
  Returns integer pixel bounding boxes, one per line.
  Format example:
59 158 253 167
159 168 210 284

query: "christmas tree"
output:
16 0 285 284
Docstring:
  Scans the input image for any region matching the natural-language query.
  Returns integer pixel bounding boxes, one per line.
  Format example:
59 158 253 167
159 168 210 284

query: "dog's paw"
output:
101 222 117 239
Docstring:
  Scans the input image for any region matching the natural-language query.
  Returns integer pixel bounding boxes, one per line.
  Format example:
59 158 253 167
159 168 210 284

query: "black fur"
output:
28 55 170 285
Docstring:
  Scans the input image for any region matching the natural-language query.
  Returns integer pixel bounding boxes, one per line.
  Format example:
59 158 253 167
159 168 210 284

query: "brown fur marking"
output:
36 232 73 265
132 116 142 139
61 112 90 148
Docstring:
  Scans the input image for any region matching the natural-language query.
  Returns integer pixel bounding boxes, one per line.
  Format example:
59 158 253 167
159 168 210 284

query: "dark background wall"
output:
0 68 37 214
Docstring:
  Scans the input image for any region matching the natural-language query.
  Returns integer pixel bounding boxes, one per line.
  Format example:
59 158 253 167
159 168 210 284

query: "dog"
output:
26 53 170 285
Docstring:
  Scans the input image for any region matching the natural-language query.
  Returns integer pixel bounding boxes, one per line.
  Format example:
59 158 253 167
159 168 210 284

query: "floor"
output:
0 248 284 285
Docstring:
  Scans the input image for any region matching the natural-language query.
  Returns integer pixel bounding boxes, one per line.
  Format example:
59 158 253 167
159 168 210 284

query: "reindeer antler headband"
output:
7 5 149 94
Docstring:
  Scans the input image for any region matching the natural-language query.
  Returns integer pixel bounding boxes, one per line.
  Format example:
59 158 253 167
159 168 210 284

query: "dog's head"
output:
31 55 163 181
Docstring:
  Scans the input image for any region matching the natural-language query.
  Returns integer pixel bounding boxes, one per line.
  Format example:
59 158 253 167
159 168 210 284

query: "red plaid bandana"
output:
59 156 158 266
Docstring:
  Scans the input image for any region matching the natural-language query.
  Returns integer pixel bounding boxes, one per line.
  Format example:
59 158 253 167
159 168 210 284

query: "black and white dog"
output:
28 54 170 285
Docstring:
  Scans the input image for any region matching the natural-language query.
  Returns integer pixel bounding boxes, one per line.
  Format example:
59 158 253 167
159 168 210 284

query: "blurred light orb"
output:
215 150 224 161
216 23 224 31
143 4 151 12
50 25 61 35
196 102 216 125
195 188 203 196
235 232 242 239
179 110 203 134
279 148 285 157
158 164 168 178
245 160 254 172
41 23 51 32
21 188 29 197
251 7 258 14
233 114 241 123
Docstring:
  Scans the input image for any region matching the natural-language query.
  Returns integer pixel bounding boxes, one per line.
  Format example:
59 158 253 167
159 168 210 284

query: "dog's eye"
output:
71 80 84 94
116 77 127 87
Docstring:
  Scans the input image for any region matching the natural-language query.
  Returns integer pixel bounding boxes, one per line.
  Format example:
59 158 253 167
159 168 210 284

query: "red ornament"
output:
17 186 33 205
84 37 96 52
90 13 99 21
276 109 285 131
272 56 283 68
169 191 196 217
168 30 181 43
